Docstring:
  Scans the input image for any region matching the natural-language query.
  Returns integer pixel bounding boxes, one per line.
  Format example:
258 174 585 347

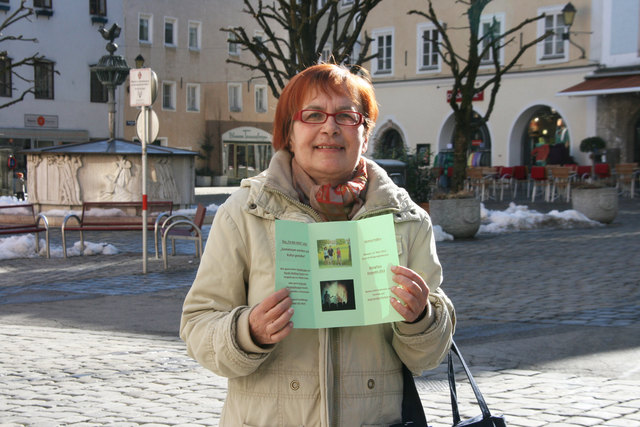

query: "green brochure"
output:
275 213 403 329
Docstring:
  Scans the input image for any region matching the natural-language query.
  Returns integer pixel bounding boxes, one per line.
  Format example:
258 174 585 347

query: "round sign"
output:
37 116 45 126
136 109 160 143
7 155 17 170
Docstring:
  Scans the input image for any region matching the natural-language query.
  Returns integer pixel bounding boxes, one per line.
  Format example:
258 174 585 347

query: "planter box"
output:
429 198 480 239
572 187 618 224
212 175 228 186
195 175 212 187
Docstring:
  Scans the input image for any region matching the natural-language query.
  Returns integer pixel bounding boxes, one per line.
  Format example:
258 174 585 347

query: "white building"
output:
1 0 125 195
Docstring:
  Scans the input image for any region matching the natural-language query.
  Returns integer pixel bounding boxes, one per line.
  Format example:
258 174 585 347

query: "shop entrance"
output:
520 106 568 167
438 112 491 168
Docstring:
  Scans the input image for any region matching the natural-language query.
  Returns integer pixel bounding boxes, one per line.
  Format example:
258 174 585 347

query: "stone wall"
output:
597 93 640 162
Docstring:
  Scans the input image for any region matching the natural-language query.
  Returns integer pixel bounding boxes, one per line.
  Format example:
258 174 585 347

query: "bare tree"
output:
409 0 552 192
223 0 384 98
0 0 46 109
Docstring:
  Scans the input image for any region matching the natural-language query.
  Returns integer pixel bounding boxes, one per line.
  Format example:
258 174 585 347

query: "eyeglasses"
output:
293 109 364 126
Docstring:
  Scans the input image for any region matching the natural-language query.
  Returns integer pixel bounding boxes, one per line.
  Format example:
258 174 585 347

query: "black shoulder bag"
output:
395 340 507 427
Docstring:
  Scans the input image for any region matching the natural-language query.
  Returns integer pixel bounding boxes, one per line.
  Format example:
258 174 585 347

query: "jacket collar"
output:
241 150 420 222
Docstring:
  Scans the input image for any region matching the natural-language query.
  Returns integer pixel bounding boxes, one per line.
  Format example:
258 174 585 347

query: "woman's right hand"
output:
249 288 294 346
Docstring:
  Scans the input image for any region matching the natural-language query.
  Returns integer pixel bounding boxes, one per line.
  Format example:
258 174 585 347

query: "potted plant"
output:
404 152 434 212
428 190 481 239
579 136 606 177
572 181 618 224
196 133 215 187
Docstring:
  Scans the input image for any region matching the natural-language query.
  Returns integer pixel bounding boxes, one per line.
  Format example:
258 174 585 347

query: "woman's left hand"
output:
389 265 429 323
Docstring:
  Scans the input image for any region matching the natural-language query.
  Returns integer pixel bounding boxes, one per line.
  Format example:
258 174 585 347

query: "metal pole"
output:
108 85 116 140
142 105 149 274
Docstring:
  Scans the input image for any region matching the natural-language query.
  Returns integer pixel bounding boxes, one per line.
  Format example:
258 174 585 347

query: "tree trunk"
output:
452 108 473 193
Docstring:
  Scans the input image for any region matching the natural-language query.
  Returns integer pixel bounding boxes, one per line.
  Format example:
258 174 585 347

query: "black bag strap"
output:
448 340 493 425
400 363 428 426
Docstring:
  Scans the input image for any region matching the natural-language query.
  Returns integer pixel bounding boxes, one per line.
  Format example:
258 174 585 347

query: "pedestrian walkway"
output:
1 196 639 426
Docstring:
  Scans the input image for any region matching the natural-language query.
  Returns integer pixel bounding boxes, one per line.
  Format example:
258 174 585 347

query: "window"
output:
34 0 52 8
321 43 332 63
90 68 107 103
186 83 200 112
0 58 11 98
538 7 567 62
164 17 177 47
89 0 106 16
341 0 354 6
188 21 201 50
162 81 176 111
255 85 267 113
139 14 152 43
479 14 504 65
228 83 242 112
318 0 328 7
34 60 54 100
372 29 393 75
417 24 439 72
228 32 240 55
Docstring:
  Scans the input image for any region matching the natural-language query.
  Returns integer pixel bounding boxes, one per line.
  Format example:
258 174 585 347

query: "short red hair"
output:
272 64 379 151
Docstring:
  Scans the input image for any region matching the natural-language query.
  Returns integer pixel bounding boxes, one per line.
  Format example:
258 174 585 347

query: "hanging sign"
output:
7 155 17 170
446 90 484 103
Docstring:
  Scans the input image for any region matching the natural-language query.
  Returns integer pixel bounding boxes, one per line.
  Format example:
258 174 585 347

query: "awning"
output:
557 74 640 96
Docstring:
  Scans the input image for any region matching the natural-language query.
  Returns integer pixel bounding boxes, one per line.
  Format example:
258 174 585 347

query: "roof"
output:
557 73 640 96
20 139 199 156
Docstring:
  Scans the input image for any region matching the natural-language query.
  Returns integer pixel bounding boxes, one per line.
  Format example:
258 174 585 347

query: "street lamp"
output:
561 2 586 59
135 54 145 69
562 2 577 28
91 24 130 140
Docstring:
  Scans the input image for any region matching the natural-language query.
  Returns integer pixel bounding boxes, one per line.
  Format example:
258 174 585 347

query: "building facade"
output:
360 0 640 169
121 0 278 184
0 0 125 195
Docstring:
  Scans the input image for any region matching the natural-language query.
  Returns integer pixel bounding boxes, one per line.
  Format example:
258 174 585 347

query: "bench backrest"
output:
80 201 173 225
0 204 37 228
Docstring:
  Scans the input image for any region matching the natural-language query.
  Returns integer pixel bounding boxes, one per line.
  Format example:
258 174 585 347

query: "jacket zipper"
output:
265 188 325 222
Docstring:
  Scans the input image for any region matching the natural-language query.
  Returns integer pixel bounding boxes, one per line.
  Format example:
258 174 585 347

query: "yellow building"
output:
121 0 278 184
361 0 640 168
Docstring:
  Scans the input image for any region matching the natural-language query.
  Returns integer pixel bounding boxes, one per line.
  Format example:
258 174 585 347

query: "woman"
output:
180 64 455 426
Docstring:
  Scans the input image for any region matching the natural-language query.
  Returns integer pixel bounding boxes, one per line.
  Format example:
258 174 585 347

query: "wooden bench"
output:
61 201 173 258
0 204 50 258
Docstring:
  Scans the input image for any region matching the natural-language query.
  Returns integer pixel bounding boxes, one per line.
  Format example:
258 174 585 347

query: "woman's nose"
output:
320 116 341 134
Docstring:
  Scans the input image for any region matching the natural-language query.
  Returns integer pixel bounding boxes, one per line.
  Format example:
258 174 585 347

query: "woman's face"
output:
289 89 368 186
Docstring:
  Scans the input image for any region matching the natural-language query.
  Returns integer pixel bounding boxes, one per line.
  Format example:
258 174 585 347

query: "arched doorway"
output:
374 128 406 160
516 106 568 167
438 111 491 168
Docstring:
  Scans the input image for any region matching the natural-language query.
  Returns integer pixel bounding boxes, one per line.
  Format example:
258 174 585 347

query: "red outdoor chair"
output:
496 166 514 200
530 166 549 202
576 165 591 181
594 163 611 180
512 166 528 198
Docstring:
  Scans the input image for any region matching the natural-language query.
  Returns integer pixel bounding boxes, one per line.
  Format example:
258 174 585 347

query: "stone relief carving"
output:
101 156 135 201
27 154 41 202
49 155 82 205
151 157 179 201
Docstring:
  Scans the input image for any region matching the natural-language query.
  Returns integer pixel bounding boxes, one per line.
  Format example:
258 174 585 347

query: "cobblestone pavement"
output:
1 196 639 426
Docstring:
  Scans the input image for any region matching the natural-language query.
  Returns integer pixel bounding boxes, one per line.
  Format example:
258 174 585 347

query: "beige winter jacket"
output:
180 150 455 427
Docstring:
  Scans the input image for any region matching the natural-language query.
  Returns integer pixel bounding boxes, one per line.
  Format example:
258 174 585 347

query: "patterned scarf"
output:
292 157 368 221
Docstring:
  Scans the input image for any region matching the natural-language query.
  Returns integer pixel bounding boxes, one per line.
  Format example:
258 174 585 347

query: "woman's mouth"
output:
315 145 344 150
